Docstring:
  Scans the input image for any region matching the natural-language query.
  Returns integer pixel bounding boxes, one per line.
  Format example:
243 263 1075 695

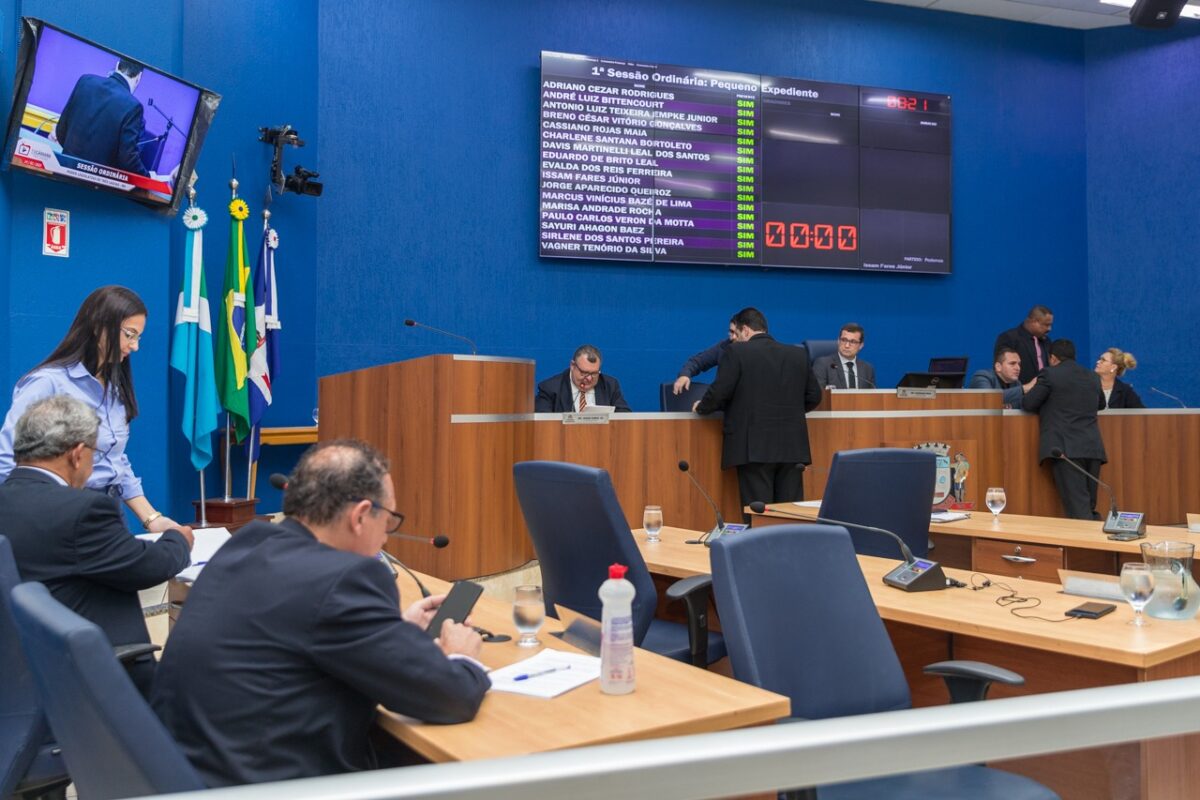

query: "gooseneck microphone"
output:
832 362 876 389
378 550 434 598
747 501 948 592
1149 387 1188 408
403 318 478 355
269 473 289 491
1049 448 1118 520
677 460 727 546
1048 449 1145 536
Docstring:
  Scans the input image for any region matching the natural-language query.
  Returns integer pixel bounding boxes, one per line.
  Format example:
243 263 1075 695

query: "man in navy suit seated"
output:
55 58 151 176
0 395 193 696
152 440 490 786
535 343 632 412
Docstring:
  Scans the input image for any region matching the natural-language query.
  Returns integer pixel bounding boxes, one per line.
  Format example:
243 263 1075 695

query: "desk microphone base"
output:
883 559 948 592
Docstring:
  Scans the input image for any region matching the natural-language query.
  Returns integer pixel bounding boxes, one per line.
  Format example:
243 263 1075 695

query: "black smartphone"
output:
425 580 484 638
1065 602 1117 619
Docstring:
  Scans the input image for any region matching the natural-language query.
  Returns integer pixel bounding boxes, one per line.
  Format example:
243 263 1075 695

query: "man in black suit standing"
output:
0 395 193 694
994 305 1054 385
693 308 822 512
55 58 152 176
1022 339 1107 520
535 344 632 412
152 440 490 786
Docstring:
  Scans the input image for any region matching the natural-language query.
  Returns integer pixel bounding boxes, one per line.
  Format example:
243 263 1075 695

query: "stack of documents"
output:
931 511 970 523
488 650 600 698
136 527 231 582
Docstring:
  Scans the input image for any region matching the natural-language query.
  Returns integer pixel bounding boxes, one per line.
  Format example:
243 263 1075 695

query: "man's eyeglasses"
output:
838 337 863 346
571 361 601 380
352 498 406 533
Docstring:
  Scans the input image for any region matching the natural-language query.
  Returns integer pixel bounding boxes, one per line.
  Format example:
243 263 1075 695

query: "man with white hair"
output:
0 394 193 693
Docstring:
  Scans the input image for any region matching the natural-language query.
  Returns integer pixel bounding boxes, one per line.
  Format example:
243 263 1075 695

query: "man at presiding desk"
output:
152 440 490 786
535 343 631 412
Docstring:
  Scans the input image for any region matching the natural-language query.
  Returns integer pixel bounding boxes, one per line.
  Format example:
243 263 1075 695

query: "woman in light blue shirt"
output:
0 285 191 536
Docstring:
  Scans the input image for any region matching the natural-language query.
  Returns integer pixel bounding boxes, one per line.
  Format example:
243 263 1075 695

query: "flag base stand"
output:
193 497 259 531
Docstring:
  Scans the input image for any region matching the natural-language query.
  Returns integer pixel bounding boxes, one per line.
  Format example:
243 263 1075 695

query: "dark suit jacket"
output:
968 368 1023 408
535 369 631 412
0 466 189 646
1105 378 1145 409
994 323 1052 385
694 334 823 469
151 519 490 787
55 73 150 175
1021 359 1107 463
678 339 730 378
812 355 876 389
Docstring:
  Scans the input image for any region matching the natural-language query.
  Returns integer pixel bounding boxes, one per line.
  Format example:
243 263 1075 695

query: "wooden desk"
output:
375 568 790 763
259 426 318 446
751 504 1198 583
636 526 1200 800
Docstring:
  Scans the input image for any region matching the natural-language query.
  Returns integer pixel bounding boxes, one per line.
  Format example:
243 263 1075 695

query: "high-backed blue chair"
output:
0 535 69 800
710 525 1057 800
659 381 710 412
10 582 205 800
513 461 725 666
818 448 936 559
800 339 837 365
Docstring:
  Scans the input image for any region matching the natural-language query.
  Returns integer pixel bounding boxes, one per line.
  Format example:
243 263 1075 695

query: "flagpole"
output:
224 171 240 502
198 470 208 528
245 204 272 502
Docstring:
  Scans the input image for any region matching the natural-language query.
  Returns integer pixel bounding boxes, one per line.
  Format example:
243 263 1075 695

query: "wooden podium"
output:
319 355 537 580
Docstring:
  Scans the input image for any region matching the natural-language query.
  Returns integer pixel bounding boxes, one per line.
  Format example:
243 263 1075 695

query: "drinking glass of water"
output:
312 407 320 426
1120 562 1155 627
985 487 1007 522
513 584 545 647
643 505 664 543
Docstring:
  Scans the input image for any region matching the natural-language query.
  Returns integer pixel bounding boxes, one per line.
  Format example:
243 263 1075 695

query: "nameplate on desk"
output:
561 408 614 425
897 387 937 400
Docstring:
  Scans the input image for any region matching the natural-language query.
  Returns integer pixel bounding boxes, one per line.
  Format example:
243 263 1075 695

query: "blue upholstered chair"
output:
710 525 1057 800
800 339 837 365
0 535 69 800
513 461 725 666
10 582 205 800
818 448 936 559
659 381 710 412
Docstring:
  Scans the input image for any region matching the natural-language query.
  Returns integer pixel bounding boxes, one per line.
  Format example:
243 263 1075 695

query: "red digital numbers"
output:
886 95 928 112
764 221 857 252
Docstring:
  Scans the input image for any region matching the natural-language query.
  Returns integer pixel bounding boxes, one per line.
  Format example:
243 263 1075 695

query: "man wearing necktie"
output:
813 323 875 390
993 305 1054 385
535 345 632 413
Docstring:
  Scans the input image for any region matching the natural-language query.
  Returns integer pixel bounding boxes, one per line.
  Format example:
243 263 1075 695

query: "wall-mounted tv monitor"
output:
2 18 220 215
539 51 952 274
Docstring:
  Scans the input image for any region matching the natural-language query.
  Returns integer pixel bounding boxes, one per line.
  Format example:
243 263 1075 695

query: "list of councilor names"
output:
539 52 760 264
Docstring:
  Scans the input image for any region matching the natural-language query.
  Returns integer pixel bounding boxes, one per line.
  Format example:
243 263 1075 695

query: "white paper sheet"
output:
487 650 600 698
136 527 231 582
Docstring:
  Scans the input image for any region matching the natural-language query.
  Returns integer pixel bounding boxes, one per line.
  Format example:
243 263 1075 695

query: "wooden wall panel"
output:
322 365 1200 580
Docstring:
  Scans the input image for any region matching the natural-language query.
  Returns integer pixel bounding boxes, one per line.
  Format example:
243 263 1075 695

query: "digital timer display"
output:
539 52 952 274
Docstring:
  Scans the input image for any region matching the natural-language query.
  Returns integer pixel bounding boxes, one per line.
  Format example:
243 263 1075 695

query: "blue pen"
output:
513 665 571 681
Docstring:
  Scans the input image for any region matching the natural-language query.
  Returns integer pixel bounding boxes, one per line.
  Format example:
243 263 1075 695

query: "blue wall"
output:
1085 25 1200 406
317 0 1090 410
3 0 1193 518
3 0 185 525
0 0 317 520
